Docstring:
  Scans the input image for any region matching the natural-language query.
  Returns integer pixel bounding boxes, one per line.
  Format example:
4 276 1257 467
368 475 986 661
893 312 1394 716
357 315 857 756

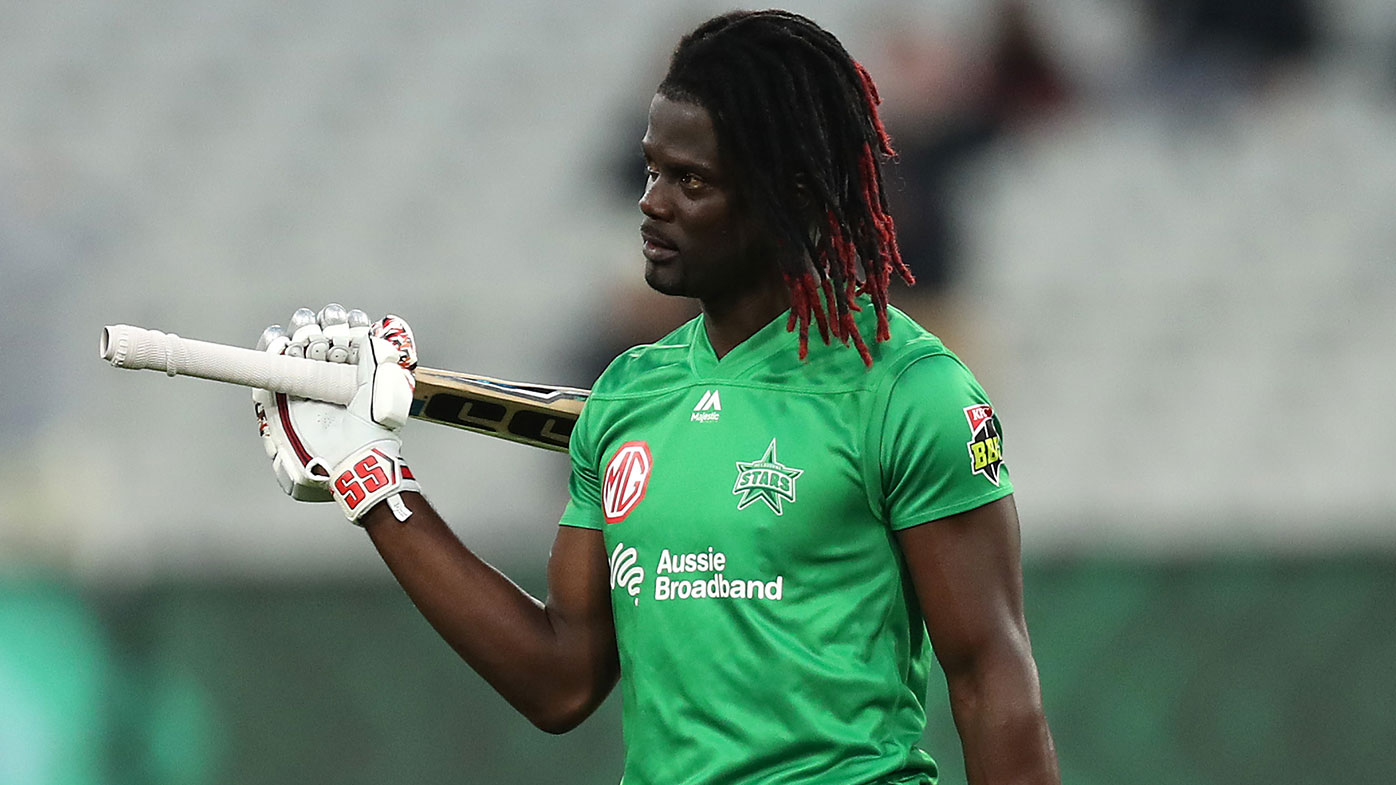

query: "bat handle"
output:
101 324 358 404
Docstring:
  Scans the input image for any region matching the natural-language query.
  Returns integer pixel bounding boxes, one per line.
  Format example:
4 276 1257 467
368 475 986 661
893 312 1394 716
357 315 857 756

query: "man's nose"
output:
639 179 670 220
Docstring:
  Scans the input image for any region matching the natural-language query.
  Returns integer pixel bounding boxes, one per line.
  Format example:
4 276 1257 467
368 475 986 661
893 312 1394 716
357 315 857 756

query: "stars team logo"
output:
963 404 1004 486
732 438 803 515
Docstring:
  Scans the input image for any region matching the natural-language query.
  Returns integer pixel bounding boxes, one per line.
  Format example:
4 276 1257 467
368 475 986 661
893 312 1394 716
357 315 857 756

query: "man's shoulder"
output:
782 304 953 391
868 305 954 367
591 317 700 398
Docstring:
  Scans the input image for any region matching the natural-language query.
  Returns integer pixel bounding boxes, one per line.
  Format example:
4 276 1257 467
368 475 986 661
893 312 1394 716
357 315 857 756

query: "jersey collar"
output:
689 308 797 379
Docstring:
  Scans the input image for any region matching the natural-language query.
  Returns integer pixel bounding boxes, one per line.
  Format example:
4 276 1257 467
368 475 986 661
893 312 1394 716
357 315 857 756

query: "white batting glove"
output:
252 304 422 524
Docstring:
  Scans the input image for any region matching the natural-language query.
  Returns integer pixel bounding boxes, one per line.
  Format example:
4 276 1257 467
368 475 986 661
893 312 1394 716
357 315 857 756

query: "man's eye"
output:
679 173 704 188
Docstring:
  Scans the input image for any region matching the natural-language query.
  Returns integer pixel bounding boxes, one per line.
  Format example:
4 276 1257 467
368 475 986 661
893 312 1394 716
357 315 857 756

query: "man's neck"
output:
701 276 791 359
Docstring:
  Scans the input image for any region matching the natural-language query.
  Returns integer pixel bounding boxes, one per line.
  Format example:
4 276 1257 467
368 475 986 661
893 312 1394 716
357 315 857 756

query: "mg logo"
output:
602 441 652 523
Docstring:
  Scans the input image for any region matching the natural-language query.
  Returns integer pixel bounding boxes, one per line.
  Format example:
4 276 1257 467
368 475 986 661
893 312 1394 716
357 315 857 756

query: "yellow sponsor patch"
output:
963 404 1004 486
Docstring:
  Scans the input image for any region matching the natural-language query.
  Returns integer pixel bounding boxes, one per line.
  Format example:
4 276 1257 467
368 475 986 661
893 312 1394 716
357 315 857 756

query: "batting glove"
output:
253 304 421 524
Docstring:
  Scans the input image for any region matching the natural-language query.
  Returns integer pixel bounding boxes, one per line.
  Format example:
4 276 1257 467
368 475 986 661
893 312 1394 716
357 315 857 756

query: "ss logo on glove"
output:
335 452 393 511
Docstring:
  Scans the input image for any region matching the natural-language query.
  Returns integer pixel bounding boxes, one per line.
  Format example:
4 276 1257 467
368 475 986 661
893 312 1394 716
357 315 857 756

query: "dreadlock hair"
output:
658 9 914 366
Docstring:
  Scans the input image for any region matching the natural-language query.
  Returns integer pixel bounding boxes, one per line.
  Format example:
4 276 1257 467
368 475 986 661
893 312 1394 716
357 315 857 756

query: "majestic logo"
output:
609 542 645 604
603 441 652 523
691 389 721 423
732 438 804 515
964 404 1004 486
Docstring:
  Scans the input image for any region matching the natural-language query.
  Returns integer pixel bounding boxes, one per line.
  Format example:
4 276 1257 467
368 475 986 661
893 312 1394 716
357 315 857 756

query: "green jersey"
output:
560 301 1012 785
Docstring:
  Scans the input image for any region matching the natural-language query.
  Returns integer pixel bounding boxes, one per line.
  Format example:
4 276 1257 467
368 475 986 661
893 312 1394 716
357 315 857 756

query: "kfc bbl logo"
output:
963 405 1004 486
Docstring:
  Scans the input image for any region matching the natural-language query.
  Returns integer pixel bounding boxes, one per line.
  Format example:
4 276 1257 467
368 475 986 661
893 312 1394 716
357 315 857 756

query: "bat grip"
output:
101 324 358 404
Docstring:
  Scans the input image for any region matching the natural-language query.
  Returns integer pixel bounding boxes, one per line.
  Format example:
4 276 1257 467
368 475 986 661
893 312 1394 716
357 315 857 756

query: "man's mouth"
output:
641 226 678 263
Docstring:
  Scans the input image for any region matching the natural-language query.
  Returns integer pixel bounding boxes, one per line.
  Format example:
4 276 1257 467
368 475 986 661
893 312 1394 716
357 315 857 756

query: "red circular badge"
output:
602 441 652 523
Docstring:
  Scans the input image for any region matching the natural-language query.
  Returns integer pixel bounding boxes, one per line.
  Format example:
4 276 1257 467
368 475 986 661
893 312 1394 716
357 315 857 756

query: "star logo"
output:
732 438 804 515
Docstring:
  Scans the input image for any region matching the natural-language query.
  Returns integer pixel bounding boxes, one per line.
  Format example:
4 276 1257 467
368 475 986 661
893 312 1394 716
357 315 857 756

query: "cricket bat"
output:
100 324 587 452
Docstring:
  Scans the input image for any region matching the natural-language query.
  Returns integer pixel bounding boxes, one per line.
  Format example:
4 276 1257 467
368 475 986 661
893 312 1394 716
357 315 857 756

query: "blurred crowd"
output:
584 0 1331 375
0 0 1392 569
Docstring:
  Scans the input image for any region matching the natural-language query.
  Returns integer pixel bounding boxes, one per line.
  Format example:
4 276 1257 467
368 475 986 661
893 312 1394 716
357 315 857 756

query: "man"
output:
254 10 1059 784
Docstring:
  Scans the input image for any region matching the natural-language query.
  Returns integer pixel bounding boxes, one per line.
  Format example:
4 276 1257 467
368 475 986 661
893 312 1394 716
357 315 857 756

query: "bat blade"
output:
410 367 587 452
100 324 588 452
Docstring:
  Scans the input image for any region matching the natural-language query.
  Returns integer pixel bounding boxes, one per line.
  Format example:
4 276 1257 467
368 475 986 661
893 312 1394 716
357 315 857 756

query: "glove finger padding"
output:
283 308 319 358
319 304 353 363
372 314 418 371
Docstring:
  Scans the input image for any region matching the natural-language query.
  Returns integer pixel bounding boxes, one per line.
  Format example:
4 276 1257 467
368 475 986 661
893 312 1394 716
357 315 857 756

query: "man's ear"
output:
791 173 824 244
791 172 814 210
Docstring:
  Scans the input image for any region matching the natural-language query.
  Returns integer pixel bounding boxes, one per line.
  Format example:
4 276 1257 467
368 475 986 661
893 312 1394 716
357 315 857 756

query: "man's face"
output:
639 94 775 305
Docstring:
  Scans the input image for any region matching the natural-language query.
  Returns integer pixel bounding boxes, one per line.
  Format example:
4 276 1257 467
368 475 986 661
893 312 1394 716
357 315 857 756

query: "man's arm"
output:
896 495 1059 785
360 493 619 734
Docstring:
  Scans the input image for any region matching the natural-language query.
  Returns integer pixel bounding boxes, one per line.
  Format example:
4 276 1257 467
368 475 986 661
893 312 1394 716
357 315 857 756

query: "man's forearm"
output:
361 493 618 732
945 651 1060 785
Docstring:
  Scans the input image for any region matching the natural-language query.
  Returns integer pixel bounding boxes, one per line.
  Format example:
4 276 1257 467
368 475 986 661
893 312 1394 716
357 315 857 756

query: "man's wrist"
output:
359 491 424 530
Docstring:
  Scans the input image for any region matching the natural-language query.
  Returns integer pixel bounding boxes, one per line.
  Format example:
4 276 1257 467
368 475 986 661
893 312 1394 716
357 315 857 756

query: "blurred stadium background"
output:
2 0 1393 782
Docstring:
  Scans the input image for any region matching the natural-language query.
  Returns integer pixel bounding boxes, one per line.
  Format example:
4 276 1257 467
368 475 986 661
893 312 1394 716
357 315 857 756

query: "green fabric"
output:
560 301 1011 785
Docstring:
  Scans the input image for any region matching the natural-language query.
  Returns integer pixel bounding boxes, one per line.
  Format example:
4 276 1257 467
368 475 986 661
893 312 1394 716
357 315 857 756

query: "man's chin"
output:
643 262 688 297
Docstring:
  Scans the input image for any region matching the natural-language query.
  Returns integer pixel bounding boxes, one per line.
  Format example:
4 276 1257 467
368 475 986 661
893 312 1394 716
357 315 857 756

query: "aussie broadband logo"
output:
655 547 784 601
732 438 803 515
603 441 652 523
610 543 645 605
609 544 785 603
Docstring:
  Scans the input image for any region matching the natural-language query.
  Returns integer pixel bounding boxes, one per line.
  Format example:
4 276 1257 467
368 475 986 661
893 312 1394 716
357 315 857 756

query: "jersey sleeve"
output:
875 352 1014 529
558 397 605 530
